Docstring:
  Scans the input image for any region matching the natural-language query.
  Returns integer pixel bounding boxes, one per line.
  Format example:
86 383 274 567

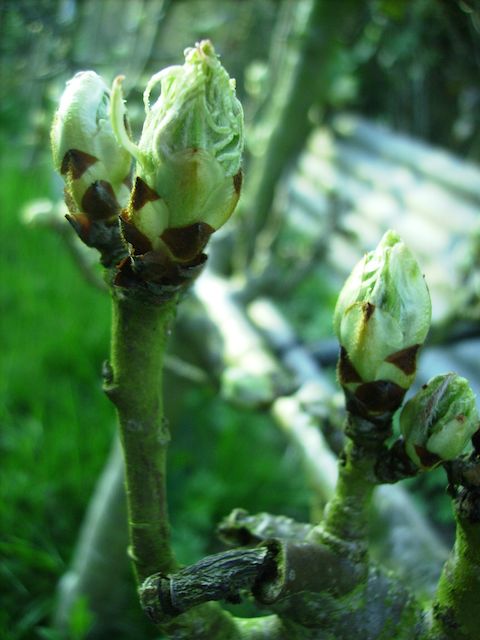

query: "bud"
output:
400 373 479 468
111 40 244 263
51 71 132 221
334 230 431 418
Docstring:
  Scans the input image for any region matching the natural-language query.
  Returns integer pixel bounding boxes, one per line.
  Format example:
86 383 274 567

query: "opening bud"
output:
51 71 132 221
334 230 431 417
400 373 479 468
111 40 244 263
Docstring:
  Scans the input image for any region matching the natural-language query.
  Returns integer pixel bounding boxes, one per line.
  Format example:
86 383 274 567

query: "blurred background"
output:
2 0 480 638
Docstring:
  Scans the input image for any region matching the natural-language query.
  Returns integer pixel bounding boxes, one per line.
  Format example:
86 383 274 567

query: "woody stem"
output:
105 292 178 583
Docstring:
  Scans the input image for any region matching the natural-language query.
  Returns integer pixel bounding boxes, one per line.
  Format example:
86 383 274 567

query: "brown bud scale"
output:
121 216 154 255
131 177 160 210
354 380 406 414
81 180 119 220
233 170 243 195
161 222 214 262
363 301 375 321
414 445 441 468
338 346 363 384
61 149 98 179
385 344 420 375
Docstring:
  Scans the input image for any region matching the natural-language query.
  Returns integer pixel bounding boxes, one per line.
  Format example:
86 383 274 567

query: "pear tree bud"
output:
51 71 132 221
334 230 431 418
111 40 244 263
400 373 479 468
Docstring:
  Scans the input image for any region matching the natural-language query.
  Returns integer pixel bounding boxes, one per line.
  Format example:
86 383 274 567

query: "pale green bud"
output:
51 71 131 220
400 373 479 468
334 231 431 417
111 40 244 262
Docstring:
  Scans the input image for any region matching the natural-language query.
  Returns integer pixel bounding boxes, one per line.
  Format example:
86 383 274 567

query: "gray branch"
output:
140 547 273 622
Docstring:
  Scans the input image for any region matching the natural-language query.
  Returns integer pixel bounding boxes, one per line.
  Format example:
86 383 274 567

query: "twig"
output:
105 292 178 582
53 438 129 635
140 547 272 621
194 271 292 408
431 495 480 639
246 297 448 586
218 508 314 546
237 0 363 268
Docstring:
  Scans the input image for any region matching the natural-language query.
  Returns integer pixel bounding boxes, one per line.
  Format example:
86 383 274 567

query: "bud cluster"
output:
51 71 132 223
334 230 431 420
400 374 479 468
334 231 479 468
51 41 244 283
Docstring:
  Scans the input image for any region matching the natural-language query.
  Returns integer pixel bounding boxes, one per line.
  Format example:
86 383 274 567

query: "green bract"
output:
51 71 131 219
111 40 244 258
400 373 479 468
334 230 431 391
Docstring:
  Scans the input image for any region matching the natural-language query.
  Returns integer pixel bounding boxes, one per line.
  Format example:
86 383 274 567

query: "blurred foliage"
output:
1 0 479 637
2 0 480 158
354 0 480 157
0 150 114 638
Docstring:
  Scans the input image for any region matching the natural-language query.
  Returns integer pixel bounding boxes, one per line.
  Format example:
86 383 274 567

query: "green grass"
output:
0 148 116 638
